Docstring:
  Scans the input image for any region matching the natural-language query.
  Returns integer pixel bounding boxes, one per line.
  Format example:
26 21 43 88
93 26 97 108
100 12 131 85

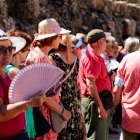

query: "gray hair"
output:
106 36 118 47
124 37 140 53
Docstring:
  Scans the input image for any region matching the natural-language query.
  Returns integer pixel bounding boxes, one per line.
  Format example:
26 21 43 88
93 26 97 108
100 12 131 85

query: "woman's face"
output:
51 35 61 49
0 40 12 67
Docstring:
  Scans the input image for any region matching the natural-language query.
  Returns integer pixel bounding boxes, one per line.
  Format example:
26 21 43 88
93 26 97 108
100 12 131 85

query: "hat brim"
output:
9 37 26 54
107 59 120 70
73 39 83 49
105 32 111 37
60 42 75 48
0 36 9 40
35 28 71 40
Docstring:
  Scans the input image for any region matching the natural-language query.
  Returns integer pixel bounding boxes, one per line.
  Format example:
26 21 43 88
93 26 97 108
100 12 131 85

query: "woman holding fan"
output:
25 18 71 140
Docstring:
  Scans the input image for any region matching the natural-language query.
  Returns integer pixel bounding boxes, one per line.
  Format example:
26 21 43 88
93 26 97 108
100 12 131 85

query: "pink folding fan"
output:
9 63 64 103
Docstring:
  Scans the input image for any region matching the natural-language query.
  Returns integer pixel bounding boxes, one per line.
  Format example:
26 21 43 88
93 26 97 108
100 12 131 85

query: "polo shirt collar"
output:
87 45 104 61
88 45 100 56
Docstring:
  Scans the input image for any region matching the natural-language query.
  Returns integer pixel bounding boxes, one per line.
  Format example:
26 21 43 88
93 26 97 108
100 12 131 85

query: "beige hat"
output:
35 18 71 40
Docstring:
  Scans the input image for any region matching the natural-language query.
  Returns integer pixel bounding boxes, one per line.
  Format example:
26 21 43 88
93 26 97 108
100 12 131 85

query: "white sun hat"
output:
10 36 26 54
106 59 120 72
0 29 26 54
35 18 71 40
0 29 9 40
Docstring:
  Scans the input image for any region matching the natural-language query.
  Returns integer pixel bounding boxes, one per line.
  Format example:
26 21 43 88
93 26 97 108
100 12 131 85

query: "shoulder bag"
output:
50 58 77 133
99 90 113 110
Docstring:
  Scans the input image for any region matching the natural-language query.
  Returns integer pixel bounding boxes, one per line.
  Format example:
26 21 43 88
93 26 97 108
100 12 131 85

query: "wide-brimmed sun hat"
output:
0 29 26 54
35 18 71 40
10 36 26 54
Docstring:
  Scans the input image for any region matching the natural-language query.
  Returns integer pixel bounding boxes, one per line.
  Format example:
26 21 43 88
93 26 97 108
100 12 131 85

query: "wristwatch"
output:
58 107 65 118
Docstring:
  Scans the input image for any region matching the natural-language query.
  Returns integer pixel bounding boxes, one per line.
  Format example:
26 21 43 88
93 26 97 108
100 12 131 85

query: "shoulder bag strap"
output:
60 57 77 84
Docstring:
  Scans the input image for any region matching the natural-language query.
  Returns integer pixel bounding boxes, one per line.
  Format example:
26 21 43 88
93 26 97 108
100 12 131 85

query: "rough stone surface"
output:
0 0 140 44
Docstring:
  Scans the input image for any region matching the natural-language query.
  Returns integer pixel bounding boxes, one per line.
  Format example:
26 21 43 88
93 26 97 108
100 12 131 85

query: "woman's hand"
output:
62 109 71 121
27 92 47 108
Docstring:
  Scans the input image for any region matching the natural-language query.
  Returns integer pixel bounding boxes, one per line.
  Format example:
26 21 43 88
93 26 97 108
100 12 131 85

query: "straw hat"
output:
35 18 71 40
0 29 26 54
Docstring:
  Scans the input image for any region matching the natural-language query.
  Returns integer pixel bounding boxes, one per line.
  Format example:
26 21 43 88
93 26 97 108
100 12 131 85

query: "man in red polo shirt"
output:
78 29 112 140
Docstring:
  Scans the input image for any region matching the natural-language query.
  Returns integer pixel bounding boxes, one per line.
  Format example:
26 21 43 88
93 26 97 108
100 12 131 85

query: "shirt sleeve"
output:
114 76 124 87
117 56 127 78
83 58 101 79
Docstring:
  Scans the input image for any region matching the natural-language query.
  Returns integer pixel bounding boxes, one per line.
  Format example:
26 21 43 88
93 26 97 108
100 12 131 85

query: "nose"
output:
4 49 11 55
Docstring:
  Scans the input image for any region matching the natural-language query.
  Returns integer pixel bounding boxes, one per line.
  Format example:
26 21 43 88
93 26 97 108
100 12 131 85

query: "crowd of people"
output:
0 18 140 140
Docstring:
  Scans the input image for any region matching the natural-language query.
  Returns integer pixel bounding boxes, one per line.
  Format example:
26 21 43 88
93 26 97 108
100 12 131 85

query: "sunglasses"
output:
0 45 16 55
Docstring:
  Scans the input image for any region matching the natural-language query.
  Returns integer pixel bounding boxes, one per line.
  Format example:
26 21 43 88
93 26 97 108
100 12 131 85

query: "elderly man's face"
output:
0 40 12 67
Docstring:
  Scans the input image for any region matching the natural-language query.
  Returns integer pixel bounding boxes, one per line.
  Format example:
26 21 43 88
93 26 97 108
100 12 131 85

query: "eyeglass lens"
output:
0 46 16 55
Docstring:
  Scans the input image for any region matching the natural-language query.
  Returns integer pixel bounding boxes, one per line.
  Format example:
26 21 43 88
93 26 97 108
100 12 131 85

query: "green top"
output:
4 64 15 73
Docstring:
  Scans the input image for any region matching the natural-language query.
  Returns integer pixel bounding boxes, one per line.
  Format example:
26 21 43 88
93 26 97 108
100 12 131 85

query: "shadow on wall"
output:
6 0 40 23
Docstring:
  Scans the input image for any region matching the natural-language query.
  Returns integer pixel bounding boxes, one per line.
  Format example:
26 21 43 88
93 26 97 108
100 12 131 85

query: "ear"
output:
97 39 101 45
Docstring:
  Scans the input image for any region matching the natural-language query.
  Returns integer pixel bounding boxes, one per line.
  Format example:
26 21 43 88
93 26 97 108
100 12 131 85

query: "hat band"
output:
39 26 61 35
34 26 61 40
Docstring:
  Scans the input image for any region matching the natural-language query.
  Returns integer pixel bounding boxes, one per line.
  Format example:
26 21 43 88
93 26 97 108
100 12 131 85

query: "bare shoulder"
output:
8 67 20 79
48 55 56 65
56 52 77 64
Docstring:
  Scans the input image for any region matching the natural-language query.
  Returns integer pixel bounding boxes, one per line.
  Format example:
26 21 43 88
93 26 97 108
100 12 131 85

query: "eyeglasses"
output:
0 45 16 55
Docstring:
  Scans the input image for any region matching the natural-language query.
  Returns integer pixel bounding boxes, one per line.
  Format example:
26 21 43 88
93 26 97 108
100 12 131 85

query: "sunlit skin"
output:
52 35 62 49
72 48 81 58
91 37 107 55
98 38 107 53
41 35 62 55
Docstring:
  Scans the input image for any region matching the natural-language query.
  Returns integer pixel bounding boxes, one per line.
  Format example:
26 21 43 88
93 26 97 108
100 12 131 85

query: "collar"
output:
87 45 104 62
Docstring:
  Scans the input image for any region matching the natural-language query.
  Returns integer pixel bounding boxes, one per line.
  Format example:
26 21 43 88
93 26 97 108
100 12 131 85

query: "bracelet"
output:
59 107 65 118
25 101 29 110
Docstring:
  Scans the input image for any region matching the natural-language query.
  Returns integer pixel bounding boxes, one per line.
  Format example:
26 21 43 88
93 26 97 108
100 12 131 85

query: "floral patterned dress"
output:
50 53 83 140
25 47 58 140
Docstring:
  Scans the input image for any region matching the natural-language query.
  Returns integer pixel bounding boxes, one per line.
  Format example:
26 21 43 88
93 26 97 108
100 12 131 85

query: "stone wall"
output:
0 0 140 44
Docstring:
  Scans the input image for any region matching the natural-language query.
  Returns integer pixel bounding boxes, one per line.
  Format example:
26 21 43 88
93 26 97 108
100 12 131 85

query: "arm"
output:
113 85 123 108
48 55 56 65
65 34 72 64
43 97 71 121
86 77 108 119
0 93 47 122
80 111 87 140
8 67 20 79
